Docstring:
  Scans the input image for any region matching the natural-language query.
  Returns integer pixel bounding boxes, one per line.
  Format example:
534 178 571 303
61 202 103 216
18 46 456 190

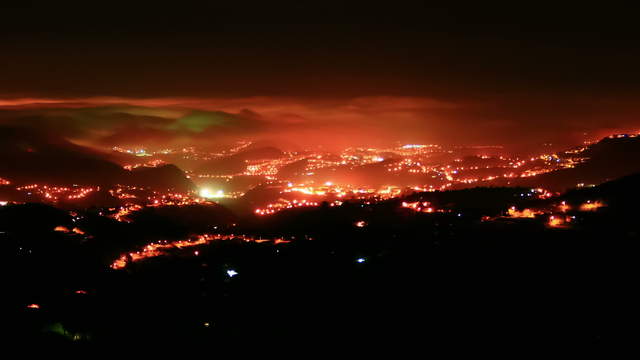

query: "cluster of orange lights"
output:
106 188 218 221
11 181 224 218
53 226 86 235
579 200 605 211
507 207 541 218
109 188 138 199
499 199 605 228
109 186 208 205
547 215 573 228
281 183 406 201
109 204 143 222
243 156 306 177
401 201 435 213
123 159 166 171
533 188 555 199
0 177 10 185
254 199 322 216
146 192 207 207
67 187 95 200
520 168 555 178
303 153 384 173
382 153 572 186
390 150 587 186
110 233 291 269
15 184 96 202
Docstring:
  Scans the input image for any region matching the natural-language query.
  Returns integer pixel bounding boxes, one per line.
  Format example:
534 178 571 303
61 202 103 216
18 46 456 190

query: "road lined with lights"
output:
110 234 291 270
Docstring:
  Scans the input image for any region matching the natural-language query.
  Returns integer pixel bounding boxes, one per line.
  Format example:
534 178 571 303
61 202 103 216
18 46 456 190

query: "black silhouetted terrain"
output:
0 126 194 191
498 136 640 191
129 164 194 193
5 172 640 348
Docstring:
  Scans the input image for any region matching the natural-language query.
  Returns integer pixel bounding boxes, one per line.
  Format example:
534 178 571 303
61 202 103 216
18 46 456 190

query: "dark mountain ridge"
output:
493 135 640 191
0 127 194 191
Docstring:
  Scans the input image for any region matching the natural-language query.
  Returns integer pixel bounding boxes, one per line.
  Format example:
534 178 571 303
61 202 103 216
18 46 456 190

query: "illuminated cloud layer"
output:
1 95 639 152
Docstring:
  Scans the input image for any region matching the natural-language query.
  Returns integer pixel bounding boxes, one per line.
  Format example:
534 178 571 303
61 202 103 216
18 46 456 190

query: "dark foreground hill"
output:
5 174 640 349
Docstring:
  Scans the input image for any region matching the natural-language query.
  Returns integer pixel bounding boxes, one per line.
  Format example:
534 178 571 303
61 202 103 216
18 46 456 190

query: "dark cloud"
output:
1 3 640 100
0 3 639 150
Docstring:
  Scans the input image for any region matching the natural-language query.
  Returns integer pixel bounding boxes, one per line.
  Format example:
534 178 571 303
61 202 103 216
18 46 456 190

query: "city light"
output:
507 207 540 218
580 201 605 211
226 269 239 277
199 188 225 199
110 234 292 269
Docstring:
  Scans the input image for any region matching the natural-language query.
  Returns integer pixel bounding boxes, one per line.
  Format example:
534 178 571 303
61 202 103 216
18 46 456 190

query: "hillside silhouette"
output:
0 126 194 191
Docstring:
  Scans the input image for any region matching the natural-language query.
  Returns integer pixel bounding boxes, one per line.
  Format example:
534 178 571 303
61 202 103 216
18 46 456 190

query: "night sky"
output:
1 2 639 149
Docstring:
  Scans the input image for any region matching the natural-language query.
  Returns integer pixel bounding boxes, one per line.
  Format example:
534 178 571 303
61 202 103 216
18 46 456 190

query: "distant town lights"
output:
200 188 225 199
